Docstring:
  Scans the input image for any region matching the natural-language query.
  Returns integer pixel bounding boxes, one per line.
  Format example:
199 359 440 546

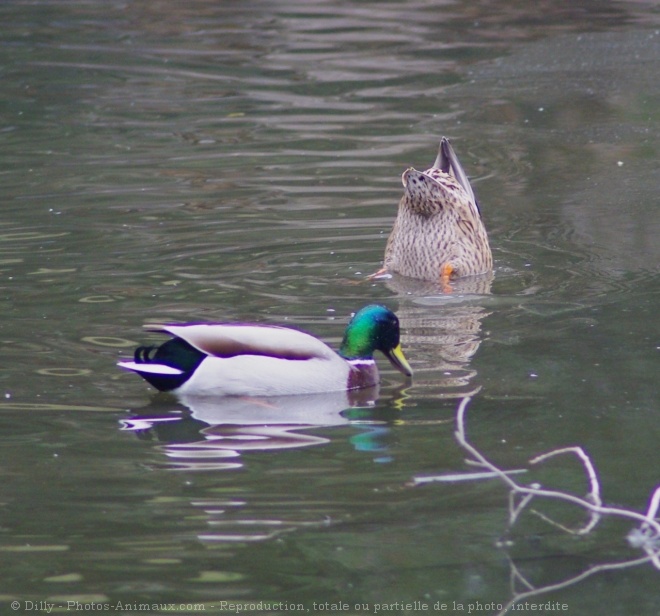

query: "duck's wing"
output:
149 323 338 362
432 137 481 217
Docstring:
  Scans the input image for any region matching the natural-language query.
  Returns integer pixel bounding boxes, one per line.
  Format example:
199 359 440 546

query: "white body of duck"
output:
118 305 412 397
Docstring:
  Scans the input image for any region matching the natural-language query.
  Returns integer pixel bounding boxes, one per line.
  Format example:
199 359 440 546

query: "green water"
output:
1 1 658 615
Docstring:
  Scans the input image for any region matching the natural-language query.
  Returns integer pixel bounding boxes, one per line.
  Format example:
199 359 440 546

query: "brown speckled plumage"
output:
382 137 492 281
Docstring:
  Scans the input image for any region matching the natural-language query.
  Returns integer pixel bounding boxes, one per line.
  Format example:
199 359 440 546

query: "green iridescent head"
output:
339 305 413 377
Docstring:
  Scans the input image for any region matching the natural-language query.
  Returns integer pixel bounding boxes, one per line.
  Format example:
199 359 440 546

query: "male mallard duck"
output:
117 304 412 397
376 137 492 285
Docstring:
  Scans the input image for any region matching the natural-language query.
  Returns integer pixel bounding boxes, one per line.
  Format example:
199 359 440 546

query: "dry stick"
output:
455 397 660 539
527 446 601 534
499 553 657 616
452 396 660 615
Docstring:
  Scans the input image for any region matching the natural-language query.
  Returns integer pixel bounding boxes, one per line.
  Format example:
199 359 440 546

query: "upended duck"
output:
117 304 412 397
375 137 492 284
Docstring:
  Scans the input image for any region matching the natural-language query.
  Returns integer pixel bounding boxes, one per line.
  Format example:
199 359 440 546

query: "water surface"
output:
1 1 659 614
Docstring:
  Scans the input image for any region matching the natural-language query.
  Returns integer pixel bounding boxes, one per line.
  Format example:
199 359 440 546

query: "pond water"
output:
1 1 658 614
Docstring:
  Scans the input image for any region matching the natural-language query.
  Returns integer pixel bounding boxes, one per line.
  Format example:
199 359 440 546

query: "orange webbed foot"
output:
367 267 390 280
440 263 454 293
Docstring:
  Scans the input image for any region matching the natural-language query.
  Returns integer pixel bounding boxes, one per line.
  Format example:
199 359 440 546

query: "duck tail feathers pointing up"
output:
432 137 478 212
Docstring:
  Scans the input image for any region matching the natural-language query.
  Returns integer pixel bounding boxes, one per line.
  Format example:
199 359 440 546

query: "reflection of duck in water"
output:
120 388 398 470
393 300 490 396
381 270 493 399
118 305 412 397
375 138 492 289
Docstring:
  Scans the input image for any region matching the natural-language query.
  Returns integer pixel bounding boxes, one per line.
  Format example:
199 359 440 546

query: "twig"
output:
454 397 660 538
449 396 660 613
411 469 526 486
530 446 601 506
498 553 658 615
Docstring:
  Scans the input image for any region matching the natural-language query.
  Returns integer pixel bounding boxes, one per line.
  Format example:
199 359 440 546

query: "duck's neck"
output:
346 359 379 390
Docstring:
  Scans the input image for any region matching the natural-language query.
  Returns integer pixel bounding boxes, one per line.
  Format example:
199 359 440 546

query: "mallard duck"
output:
117 304 412 397
376 137 492 285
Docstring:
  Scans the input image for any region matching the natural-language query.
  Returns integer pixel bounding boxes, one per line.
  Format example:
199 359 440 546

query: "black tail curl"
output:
129 339 205 392
134 345 159 363
133 338 205 376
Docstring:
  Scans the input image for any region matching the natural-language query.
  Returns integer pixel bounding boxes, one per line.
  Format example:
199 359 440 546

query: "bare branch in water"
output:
411 396 660 614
